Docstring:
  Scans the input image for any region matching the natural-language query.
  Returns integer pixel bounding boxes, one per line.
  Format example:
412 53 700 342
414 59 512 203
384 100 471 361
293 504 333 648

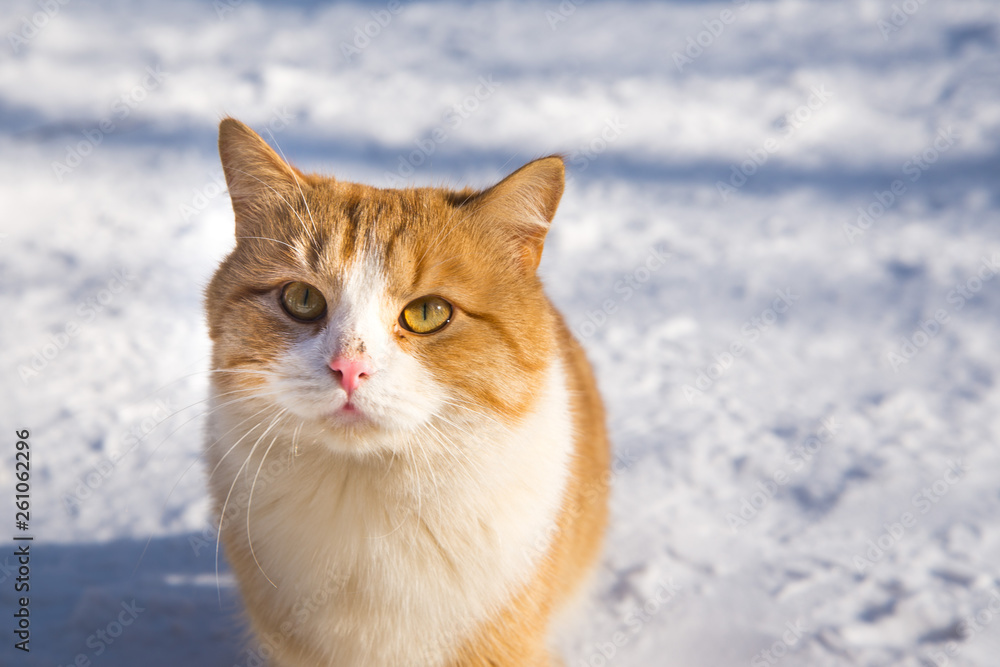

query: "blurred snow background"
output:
1 0 999 665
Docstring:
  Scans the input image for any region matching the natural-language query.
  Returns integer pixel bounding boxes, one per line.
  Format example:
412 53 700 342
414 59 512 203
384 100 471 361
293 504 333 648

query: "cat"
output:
204 117 610 667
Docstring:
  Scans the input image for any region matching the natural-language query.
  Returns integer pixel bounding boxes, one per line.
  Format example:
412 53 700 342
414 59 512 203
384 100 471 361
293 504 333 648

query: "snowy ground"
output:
2 0 999 665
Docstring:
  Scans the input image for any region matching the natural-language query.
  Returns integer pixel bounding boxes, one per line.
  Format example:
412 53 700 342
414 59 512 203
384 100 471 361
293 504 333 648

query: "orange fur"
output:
205 117 610 666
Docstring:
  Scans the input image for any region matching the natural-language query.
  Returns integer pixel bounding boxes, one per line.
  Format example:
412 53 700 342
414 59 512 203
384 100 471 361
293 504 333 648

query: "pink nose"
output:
329 355 374 398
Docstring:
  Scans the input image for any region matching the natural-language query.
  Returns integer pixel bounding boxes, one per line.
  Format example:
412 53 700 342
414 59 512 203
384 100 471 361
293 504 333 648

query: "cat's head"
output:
206 118 565 456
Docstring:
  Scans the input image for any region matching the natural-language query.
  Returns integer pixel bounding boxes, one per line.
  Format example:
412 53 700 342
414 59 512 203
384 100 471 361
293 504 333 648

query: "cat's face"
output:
206 119 565 456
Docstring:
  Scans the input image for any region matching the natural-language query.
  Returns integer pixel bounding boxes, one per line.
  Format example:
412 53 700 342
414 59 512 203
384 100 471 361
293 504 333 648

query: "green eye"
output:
400 296 452 334
280 282 327 321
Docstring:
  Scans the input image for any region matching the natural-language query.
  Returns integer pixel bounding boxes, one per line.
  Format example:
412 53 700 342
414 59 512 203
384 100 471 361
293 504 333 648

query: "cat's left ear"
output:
218 117 309 236
467 156 565 271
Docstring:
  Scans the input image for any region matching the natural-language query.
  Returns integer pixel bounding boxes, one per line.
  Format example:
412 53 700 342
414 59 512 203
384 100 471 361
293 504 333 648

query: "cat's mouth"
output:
339 402 370 421
323 400 374 428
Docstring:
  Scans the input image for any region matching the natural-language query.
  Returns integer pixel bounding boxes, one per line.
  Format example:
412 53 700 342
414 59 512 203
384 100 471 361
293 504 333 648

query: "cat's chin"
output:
311 415 400 458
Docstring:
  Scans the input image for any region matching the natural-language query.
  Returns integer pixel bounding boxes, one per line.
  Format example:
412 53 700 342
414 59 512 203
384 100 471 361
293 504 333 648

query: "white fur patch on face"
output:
268 248 447 452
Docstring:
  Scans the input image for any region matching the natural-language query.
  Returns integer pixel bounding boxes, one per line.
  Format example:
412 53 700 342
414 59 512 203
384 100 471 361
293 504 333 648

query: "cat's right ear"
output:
218 117 307 234
464 156 565 272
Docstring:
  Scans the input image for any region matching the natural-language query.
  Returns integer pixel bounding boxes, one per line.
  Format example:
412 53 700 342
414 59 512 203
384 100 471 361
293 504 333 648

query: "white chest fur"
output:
205 359 574 667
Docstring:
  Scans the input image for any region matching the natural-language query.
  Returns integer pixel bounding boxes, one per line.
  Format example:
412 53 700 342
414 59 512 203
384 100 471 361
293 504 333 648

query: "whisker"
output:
228 166 316 247
423 418 483 485
215 408 287 604
236 236 297 251
265 127 319 240
416 433 444 520
206 403 290 481
438 397 512 434
247 430 284 589
129 359 214 405
142 385 289 464
209 368 284 377
291 420 304 458
402 437 422 551
131 395 291 576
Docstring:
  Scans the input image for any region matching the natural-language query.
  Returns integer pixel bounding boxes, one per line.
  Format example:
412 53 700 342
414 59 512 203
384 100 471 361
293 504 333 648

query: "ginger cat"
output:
204 117 610 667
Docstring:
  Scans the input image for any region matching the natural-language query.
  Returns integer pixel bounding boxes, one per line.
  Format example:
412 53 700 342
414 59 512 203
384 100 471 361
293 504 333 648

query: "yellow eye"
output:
280 282 327 321
400 295 452 334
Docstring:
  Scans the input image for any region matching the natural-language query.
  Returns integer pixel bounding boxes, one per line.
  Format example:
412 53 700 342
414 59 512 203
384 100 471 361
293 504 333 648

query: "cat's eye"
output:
280 281 327 321
400 295 452 334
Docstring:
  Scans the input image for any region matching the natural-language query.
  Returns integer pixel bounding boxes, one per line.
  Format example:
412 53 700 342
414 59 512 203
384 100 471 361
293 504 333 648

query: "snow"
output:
1 0 999 665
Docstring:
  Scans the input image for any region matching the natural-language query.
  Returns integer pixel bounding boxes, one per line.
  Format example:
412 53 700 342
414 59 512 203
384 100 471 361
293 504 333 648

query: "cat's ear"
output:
468 156 565 271
218 117 307 234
